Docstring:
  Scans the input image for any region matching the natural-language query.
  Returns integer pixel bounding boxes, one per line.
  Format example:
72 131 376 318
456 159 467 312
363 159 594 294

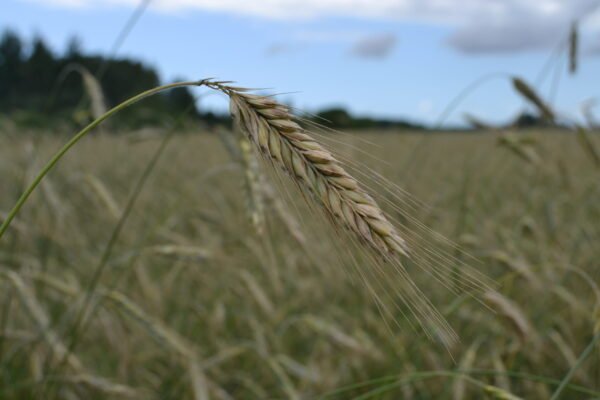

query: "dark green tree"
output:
65 36 83 60
0 30 24 109
22 36 58 110
0 30 224 127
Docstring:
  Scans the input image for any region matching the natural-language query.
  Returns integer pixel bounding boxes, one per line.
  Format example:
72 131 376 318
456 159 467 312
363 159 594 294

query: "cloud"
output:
24 0 600 53
25 0 598 21
266 31 396 58
447 1 600 54
25 0 89 7
447 19 560 54
585 37 600 55
292 29 364 43
265 30 368 57
350 33 397 59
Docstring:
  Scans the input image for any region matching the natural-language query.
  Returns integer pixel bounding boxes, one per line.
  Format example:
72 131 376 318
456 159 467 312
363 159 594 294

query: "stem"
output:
0 80 202 240
434 72 511 129
41 114 185 400
550 332 600 400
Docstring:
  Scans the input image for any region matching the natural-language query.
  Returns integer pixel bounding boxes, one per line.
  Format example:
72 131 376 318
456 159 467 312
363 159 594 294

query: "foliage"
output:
0 30 202 128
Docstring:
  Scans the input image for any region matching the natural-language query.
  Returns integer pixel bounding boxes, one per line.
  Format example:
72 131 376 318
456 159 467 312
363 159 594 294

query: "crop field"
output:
0 127 598 399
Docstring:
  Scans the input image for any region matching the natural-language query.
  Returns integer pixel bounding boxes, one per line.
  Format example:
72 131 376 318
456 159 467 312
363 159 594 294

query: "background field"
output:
0 128 598 399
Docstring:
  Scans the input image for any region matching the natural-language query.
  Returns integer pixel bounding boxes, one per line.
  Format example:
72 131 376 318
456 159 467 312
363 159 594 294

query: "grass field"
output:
0 128 598 399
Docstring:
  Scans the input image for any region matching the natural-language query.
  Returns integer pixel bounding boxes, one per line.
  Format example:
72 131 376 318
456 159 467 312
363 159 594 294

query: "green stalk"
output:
41 104 195 399
0 80 202 240
550 332 600 400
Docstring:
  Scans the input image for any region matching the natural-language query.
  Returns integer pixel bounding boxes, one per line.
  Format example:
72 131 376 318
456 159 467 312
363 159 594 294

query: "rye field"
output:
0 127 598 399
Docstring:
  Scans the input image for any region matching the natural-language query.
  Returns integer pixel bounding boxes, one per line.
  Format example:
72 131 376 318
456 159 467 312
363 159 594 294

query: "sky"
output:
3 0 600 126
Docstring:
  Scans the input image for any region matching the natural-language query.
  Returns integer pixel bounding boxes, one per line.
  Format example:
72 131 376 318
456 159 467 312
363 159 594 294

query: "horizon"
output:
3 0 600 127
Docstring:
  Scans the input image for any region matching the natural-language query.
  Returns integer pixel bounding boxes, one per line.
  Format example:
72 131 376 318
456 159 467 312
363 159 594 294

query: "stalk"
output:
0 80 203 240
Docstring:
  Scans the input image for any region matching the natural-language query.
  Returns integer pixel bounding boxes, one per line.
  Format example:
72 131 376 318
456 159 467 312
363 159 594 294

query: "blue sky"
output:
4 0 600 126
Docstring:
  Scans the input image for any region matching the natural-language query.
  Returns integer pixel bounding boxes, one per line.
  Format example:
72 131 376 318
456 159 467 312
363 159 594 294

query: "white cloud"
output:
23 0 596 21
447 1 600 53
25 0 89 7
24 0 600 53
293 30 365 43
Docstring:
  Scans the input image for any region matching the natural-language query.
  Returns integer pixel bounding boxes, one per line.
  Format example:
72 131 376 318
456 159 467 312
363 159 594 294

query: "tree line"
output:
0 30 215 128
0 29 426 130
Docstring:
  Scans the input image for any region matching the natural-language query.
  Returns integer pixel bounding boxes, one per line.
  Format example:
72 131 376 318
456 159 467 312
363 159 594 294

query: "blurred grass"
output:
0 129 598 399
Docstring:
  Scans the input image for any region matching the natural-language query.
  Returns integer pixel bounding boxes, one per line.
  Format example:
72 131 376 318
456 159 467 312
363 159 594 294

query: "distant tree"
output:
512 112 545 129
0 30 229 127
65 36 83 60
22 36 58 109
314 106 423 130
316 107 353 127
0 30 24 107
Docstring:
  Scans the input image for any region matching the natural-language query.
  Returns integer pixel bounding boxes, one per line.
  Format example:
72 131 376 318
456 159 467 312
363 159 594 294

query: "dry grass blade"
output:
238 136 266 235
147 244 211 260
261 181 307 245
80 67 108 121
483 291 535 344
0 269 140 398
104 290 193 358
28 272 197 361
276 354 320 383
484 385 523 400
453 340 480 400
576 126 600 168
548 330 590 384
497 133 542 167
303 315 379 358
188 360 210 400
58 63 108 121
239 270 275 315
26 272 214 399
104 291 213 399
463 113 495 131
512 77 555 122
0 329 36 341
0 269 82 370
82 173 121 219
65 374 140 398
217 127 306 244
488 250 539 289
267 357 301 400
491 352 511 391
552 286 587 318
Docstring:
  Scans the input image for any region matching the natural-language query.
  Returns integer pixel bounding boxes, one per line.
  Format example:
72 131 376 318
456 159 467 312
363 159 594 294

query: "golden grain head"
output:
203 81 409 259
511 77 554 121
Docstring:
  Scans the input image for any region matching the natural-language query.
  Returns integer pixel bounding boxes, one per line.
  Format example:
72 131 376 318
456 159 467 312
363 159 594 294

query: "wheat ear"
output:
512 77 555 122
204 81 409 258
57 63 108 121
569 21 578 75
463 113 494 131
